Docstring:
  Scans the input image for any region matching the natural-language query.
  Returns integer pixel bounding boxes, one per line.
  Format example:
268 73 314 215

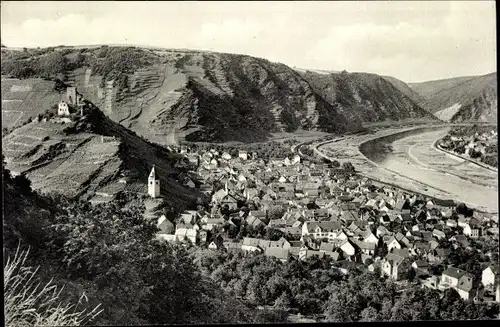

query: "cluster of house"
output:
152 145 500 303
422 265 500 302
439 129 497 158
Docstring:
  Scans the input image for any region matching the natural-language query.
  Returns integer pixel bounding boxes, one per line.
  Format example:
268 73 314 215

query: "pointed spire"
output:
149 165 156 179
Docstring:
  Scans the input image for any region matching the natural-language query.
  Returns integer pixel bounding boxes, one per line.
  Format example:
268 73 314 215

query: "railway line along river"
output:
316 126 498 214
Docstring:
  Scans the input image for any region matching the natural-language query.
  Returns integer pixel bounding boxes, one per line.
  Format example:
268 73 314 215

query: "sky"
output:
1 1 496 83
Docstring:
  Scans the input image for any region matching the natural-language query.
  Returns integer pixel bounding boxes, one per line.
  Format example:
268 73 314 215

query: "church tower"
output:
148 166 160 198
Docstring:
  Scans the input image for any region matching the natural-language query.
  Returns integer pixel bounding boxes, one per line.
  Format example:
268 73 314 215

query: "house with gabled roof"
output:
223 240 242 252
175 223 198 244
299 247 326 261
432 229 446 240
412 260 430 275
463 220 481 238
376 225 390 238
302 221 342 240
157 215 175 234
395 232 411 247
246 215 265 229
440 266 478 300
381 254 412 280
353 240 375 256
384 235 402 252
361 229 378 244
202 218 225 231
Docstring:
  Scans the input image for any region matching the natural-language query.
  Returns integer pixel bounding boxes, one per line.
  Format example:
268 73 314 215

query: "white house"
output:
302 221 342 241
440 266 477 301
361 229 379 244
238 150 248 160
381 255 412 281
175 224 198 244
58 100 70 116
482 266 498 288
463 223 481 238
241 237 263 252
386 236 402 252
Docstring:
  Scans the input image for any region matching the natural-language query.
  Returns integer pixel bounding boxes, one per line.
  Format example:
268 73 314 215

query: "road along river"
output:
316 126 498 214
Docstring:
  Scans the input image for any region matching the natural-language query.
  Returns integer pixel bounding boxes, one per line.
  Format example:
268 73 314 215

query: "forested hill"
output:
2 160 289 325
2 46 436 143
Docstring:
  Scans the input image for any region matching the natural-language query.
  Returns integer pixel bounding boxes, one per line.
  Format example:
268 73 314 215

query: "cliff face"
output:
409 73 497 123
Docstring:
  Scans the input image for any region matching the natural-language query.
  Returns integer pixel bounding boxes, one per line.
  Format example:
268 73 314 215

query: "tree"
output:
342 161 355 172
38 51 70 78
265 227 285 241
359 306 380 322
273 292 291 310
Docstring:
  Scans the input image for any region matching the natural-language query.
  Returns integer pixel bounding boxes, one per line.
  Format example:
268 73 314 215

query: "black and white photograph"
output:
1 1 498 325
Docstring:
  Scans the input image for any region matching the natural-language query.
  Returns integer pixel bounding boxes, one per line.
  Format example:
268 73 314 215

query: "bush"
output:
4 245 102 326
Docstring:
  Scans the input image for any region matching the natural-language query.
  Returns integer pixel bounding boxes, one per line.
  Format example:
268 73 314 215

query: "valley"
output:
315 125 498 213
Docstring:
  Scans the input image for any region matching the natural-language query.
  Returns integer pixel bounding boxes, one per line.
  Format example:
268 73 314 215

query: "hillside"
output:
2 162 286 325
2 46 437 143
1 85 199 210
381 75 425 105
409 73 497 123
301 70 436 123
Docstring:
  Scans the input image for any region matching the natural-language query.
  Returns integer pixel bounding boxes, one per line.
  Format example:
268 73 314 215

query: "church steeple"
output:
148 165 160 198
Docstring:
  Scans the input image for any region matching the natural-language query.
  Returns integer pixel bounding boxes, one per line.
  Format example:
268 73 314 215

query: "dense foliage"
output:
190 249 499 321
1 46 159 88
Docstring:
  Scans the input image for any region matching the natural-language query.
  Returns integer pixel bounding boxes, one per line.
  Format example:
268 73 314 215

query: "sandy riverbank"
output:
316 126 498 214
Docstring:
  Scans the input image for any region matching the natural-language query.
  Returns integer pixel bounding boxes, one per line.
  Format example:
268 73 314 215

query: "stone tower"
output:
67 86 78 106
148 166 160 198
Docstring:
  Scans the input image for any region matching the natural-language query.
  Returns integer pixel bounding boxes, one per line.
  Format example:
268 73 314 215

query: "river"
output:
317 126 498 213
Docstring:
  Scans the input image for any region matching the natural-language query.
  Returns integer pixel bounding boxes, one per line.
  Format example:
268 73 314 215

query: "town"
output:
148 137 499 304
438 125 498 168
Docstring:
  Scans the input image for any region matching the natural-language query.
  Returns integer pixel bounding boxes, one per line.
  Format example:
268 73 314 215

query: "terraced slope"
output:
1 77 63 130
2 101 198 210
2 46 439 143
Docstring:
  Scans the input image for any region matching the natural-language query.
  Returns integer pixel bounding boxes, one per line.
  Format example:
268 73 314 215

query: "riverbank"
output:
315 126 498 214
433 138 498 173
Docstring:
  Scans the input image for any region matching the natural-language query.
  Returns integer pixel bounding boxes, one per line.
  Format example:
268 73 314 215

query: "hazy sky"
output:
1 1 496 82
